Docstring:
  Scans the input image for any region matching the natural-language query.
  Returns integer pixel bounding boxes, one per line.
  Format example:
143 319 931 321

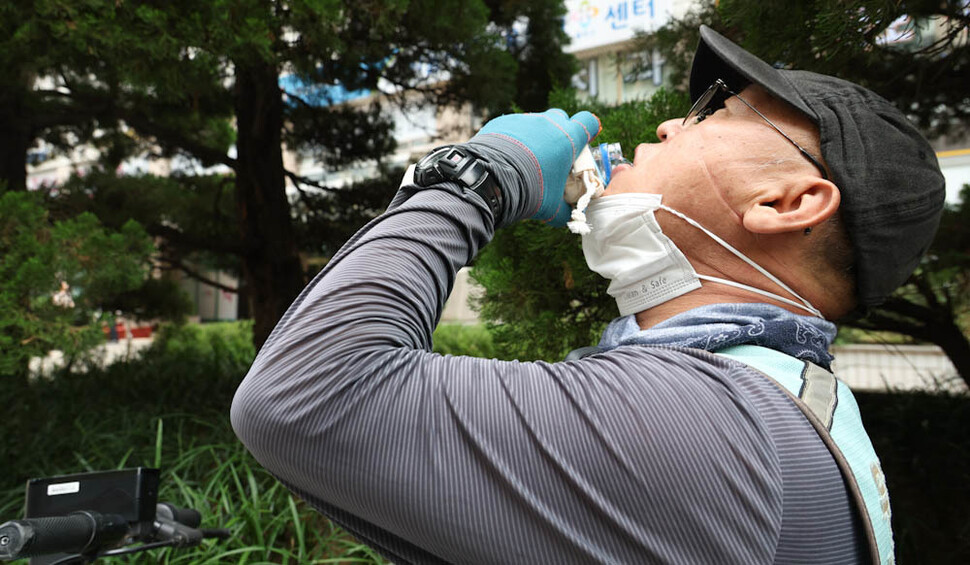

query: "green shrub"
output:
0 322 257 491
0 191 154 378
856 391 970 564
432 323 505 359
150 320 257 377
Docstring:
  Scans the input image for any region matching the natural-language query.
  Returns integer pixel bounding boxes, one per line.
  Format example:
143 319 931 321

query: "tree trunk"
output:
0 87 31 192
931 317 970 390
233 61 306 349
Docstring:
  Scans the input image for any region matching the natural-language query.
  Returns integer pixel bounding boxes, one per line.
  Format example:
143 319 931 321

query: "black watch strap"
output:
414 146 503 220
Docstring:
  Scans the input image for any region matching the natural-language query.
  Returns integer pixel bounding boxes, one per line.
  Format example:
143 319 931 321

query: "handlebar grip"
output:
0 512 127 560
155 503 201 528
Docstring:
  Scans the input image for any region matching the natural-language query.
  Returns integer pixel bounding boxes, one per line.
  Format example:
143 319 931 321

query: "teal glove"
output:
467 109 600 227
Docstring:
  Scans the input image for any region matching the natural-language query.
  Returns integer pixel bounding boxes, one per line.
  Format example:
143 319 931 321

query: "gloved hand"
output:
466 109 600 227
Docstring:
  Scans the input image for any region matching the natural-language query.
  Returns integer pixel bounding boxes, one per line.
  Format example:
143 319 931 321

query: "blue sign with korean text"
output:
564 0 671 53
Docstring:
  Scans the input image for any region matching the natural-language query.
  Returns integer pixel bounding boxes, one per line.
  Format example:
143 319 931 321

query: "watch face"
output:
415 147 454 187
418 146 451 169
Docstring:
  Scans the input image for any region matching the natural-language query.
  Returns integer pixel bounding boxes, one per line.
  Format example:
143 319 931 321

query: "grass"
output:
0 409 386 564
138 416 385 564
0 321 386 564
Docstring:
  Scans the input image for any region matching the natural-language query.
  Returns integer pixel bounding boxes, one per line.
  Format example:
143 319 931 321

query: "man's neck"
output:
634 286 818 330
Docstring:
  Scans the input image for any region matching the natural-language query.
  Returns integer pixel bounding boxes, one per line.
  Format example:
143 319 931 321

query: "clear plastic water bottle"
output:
590 143 628 184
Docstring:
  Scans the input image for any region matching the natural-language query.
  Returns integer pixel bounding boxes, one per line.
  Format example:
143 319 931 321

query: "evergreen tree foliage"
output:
44 171 239 316
291 166 406 260
2 0 576 347
640 0 970 137
470 88 690 361
483 0 578 112
0 191 155 377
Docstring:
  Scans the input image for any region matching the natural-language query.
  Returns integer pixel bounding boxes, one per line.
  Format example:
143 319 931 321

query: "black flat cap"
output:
690 25 946 307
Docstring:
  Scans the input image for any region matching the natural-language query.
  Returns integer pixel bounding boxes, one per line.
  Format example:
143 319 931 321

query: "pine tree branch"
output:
913 274 943 311
157 258 238 293
119 111 237 169
283 169 338 193
34 84 237 170
32 89 109 130
877 295 934 321
150 223 242 257
849 311 933 343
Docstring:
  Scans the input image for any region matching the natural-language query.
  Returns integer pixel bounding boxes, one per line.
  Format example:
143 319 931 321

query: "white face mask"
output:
581 193 823 318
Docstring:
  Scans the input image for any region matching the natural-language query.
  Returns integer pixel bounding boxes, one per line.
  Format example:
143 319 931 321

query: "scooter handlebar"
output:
0 511 127 561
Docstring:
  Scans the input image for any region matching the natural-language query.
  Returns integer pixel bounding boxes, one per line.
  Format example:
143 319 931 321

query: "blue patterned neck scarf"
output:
597 303 836 369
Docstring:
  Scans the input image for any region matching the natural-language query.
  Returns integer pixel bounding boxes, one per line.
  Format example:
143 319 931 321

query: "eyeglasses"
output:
683 79 829 180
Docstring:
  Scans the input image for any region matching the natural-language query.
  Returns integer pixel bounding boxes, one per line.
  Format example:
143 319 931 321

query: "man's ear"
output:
742 176 840 234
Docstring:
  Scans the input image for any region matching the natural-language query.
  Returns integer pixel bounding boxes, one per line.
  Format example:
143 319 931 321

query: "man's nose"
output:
656 118 684 141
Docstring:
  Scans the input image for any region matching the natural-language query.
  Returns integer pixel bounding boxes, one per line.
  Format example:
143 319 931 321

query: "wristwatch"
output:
413 145 503 219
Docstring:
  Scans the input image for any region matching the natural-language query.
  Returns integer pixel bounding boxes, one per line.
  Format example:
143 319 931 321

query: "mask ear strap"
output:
694 275 822 317
658 204 824 318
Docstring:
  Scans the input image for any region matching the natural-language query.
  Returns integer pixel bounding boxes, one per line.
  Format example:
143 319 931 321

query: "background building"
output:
565 0 688 103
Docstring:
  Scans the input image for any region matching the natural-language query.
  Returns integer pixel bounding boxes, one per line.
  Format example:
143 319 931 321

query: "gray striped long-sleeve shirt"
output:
230 181 867 564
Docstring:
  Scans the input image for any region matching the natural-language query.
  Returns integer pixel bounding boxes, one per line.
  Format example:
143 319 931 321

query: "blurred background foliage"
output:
0 0 578 347
0 190 158 377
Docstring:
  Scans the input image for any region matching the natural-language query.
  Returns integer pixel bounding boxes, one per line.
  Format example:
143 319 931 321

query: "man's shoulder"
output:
575 343 767 387
566 344 786 434
571 343 815 442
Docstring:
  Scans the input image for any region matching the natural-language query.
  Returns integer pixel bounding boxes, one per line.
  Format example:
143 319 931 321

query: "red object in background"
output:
102 324 153 339
129 326 152 338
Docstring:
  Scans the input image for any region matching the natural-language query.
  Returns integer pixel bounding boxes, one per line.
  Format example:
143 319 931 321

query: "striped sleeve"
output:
230 185 791 563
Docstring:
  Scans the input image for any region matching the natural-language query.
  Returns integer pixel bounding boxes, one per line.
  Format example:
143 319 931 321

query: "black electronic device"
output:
0 467 229 565
26 468 159 525
414 145 503 219
19 468 158 565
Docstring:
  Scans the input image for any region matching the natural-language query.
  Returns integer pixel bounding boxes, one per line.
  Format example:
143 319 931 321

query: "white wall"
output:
831 344 965 393
938 148 970 203
179 270 239 322
440 268 481 324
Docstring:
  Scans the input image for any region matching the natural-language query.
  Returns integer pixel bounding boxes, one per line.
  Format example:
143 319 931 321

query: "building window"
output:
621 50 656 84
572 58 599 98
